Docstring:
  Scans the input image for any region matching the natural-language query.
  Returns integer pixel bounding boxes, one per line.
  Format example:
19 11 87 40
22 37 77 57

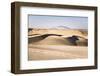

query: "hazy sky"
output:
28 15 88 29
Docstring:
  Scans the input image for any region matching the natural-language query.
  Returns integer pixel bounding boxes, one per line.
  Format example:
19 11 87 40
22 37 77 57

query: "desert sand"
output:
28 29 88 60
28 45 87 60
28 29 87 39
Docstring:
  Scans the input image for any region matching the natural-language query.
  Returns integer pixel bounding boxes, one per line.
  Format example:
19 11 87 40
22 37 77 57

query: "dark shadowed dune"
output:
28 34 62 43
28 34 87 46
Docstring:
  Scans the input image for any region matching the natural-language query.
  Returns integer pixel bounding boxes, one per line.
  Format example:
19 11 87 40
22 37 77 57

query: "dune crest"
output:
28 29 87 38
29 36 73 45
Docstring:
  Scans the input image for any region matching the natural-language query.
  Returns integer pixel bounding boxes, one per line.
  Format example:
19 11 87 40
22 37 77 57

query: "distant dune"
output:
28 29 87 38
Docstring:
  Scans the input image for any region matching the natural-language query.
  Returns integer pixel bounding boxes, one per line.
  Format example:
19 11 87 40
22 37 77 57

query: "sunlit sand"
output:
28 45 87 60
28 29 88 60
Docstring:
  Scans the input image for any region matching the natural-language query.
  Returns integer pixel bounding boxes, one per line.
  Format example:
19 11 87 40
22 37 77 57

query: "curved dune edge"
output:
28 29 87 38
29 35 87 46
28 29 88 46
29 36 73 45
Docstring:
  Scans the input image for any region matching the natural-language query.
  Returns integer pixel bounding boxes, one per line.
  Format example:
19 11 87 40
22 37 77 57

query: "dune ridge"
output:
28 33 87 46
28 29 87 38
28 29 88 60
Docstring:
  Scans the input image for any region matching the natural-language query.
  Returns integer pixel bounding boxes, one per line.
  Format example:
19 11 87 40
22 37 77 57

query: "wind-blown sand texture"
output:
28 29 88 60
28 45 87 60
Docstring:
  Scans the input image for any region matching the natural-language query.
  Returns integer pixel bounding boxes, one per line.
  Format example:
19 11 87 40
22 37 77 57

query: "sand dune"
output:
29 36 73 45
29 34 87 46
28 29 88 60
28 29 87 38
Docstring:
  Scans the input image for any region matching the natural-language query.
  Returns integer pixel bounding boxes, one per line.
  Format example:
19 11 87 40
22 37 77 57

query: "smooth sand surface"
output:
28 45 88 60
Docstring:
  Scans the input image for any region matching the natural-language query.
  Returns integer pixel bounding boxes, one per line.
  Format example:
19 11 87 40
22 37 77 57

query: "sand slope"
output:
28 29 88 60
28 45 87 60
29 35 87 46
29 36 73 45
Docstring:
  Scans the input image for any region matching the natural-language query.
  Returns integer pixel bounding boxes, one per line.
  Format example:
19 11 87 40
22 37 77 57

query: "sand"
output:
29 36 73 45
28 29 87 38
28 29 88 60
28 45 87 60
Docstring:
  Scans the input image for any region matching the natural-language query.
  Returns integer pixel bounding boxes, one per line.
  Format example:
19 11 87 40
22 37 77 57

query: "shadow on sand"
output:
28 34 88 46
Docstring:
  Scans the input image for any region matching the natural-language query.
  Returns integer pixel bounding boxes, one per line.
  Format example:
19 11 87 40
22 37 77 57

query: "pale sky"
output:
28 15 88 29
